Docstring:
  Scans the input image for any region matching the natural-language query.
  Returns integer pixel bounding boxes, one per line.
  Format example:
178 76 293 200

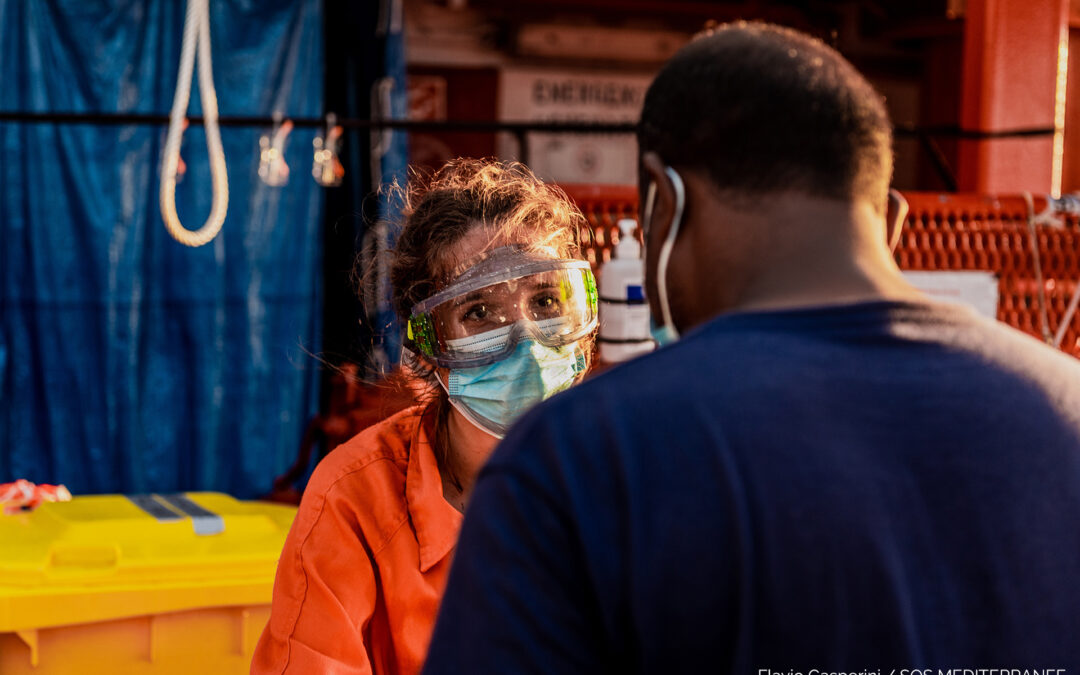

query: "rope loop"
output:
159 0 229 248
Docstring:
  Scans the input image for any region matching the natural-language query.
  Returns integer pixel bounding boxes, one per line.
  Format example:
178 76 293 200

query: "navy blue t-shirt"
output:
424 301 1080 674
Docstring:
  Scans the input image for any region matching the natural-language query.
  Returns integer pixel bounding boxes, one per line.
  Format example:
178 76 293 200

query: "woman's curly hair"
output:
389 158 587 326
370 158 592 487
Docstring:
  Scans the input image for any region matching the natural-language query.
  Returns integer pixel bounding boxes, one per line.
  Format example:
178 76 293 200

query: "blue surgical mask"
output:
650 317 679 347
642 166 686 346
441 339 586 438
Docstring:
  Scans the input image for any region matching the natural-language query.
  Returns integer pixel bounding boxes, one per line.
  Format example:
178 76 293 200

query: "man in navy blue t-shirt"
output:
424 22 1080 673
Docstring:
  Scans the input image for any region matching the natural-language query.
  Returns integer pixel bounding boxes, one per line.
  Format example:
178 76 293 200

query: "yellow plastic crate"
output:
0 492 296 674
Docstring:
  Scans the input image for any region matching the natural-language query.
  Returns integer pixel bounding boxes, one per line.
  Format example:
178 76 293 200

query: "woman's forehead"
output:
440 225 560 280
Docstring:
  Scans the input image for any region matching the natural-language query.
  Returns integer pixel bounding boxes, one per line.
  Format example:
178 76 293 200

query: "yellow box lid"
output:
0 493 296 632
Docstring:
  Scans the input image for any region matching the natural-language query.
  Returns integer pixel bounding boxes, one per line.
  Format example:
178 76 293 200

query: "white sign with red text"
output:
903 271 1000 319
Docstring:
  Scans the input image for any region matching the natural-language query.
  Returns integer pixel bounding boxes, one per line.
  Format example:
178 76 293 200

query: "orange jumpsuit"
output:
251 406 462 674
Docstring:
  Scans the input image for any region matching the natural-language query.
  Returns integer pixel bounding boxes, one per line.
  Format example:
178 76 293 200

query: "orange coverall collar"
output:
405 408 464 572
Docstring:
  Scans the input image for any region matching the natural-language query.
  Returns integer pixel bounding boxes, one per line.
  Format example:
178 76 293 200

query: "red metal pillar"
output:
958 0 1069 193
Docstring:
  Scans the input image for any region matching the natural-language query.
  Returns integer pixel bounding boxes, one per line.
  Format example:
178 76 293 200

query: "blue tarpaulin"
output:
0 0 325 498
370 0 409 372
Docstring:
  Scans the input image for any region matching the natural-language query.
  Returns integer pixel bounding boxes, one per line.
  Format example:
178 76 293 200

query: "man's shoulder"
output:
567 324 761 404
545 301 1080 428
506 340 719 455
938 306 1080 388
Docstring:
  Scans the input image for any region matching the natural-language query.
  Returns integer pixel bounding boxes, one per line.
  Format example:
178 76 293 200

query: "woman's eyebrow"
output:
451 290 488 307
449 279 556 309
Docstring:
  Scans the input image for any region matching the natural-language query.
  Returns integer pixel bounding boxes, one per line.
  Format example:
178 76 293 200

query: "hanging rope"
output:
159 0 229 248
1053 281 1080 348
1022 192 1054 344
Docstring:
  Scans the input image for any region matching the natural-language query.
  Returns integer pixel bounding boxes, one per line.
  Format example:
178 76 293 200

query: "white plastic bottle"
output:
598 218 655 363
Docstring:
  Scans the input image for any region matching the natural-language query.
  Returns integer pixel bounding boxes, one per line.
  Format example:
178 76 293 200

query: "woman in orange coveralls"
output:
251 159 599 674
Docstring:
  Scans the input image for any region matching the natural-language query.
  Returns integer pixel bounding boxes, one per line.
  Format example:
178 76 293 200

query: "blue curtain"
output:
369 0 409 372
0 0 324 498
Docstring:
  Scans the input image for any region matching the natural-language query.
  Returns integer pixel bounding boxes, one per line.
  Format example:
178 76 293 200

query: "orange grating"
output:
559 185 1080 358
559 184 639 269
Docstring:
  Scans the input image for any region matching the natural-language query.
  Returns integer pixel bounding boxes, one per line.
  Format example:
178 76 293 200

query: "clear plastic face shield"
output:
406 246 599 369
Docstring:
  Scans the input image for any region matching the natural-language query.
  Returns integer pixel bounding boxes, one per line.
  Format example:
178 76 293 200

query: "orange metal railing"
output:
560 185 1080 357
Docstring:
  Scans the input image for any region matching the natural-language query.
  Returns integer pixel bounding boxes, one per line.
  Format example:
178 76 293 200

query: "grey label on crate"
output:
128 494 184 522
127 493 226 535
159 493 226 536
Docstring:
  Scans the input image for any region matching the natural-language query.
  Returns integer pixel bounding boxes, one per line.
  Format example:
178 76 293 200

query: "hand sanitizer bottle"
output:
598 218 655 363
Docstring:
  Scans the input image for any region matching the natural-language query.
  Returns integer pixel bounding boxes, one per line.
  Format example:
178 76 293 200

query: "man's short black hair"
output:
639 22 892 208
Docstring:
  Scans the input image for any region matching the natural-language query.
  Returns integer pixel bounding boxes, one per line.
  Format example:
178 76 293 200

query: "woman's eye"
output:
532 293 561 315
462 304 489 322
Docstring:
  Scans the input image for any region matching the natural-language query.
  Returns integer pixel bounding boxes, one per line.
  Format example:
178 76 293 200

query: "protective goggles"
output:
407 249 598 369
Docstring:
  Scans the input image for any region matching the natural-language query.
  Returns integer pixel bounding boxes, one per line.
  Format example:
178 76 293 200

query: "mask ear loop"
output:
642 181 658 234
415 341 507 439
436 374 505 439
656 167 686 339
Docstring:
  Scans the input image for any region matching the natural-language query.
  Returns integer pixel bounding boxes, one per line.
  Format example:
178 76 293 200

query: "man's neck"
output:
688 196 922 321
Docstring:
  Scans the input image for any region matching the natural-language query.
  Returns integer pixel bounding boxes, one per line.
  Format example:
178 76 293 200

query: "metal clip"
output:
258 114 293 187
313 113 345 187
1043 194 1080 227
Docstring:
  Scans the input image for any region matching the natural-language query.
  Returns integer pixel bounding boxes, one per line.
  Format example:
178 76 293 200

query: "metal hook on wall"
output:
259 113 293 187
313 113 345 187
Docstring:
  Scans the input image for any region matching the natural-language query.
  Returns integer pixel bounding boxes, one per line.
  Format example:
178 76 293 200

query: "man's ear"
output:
885 188 908 252
639 152 677 311
640 152 677 253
